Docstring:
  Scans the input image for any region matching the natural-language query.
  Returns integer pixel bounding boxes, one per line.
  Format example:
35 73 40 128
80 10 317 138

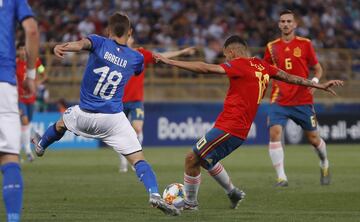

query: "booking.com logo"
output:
157 117 257 140
158 117 214 140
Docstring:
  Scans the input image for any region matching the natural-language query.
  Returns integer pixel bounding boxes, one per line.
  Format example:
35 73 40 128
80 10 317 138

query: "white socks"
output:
21 124 32 155
269 139 329 181
184 173 201 204
269 141 287 181
208 162 234 194
184 163 236 204
313 138 329 169
119 154 128 171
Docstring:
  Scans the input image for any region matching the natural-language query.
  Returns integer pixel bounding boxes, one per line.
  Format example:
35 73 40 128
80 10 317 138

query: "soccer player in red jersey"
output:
118 36 195 172
16 43 46 162
155 35 343 210
264 10 329 187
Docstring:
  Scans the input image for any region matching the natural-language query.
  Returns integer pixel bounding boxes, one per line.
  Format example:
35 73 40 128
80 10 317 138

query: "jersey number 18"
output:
93 66 123 100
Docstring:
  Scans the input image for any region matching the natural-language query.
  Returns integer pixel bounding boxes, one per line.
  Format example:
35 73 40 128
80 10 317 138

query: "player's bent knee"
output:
126 151 145 166
21 116 29 125
133 127 142 135
56 118 67 133
185 151 200 167
307 133 321 146
185 151 201 176
0 153 19 165
132 121 143 134
269 125 282 142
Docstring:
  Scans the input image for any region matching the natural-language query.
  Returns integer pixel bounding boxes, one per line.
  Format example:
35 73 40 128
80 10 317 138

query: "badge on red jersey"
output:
293 47 301 57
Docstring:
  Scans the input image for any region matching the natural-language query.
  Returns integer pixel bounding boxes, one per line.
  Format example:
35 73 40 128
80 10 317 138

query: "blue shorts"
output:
193 128 244 170
268 104 317 131
19 102 35 122
123 101 144 122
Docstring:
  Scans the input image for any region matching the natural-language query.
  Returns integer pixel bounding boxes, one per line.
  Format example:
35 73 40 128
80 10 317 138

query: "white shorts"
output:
63 105 142 155
0 82 21 154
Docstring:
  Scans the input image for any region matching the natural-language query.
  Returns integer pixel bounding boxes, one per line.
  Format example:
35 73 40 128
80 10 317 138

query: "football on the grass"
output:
162 183 186 208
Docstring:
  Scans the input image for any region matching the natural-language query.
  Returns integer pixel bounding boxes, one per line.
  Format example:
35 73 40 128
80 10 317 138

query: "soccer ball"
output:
162 183 186 209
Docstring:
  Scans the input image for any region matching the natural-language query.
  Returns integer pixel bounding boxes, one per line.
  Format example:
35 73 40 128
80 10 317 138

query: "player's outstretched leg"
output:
118 121 143 173
149 194 180 216
133 159 180 216
208 162 246 209
183 151 201 211
1 162 23 222
31 120 66 157
269 141 288 187
31 131 48 157
315 139 330 185
227 187 246 209
21 124 34 162
183 173 200 210
306 131 330 185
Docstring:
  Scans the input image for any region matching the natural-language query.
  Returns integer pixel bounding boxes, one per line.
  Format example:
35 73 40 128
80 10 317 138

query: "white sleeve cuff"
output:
311 77 319 84
26 68 36 80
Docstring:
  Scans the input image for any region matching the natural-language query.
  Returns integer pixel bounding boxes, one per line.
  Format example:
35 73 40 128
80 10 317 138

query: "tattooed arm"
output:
53 38 92 58
273 70 344 95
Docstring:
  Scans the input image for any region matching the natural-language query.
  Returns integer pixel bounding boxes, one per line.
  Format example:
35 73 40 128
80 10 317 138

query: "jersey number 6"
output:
93 66 123 100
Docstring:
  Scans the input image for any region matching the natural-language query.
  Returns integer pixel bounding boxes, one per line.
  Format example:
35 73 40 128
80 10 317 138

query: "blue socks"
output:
40 123 65 149
134 160 159 194
1 163 23 222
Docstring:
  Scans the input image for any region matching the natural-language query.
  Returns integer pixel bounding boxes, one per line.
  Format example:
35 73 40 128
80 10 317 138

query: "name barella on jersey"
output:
216 57 279 139
0 0 34 85
264 36 318 106
79 34 144 114
122 47 155 103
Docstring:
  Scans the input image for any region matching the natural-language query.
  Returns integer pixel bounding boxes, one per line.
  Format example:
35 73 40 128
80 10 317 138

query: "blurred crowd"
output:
28 0 359 54
14 0 359 107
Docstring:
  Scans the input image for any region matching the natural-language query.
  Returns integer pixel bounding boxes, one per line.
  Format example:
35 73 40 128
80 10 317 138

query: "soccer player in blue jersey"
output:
31 12 180 216
0 0 39 221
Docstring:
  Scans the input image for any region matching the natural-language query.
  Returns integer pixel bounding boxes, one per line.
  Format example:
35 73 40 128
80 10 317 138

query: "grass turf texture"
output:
1 145 359 221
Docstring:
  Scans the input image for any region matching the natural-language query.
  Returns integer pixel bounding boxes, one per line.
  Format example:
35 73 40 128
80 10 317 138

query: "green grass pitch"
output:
1 145 360 221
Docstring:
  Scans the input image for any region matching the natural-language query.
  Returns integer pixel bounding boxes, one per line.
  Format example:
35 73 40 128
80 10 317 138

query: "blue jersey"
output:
79 34 144 114
0 0 34 85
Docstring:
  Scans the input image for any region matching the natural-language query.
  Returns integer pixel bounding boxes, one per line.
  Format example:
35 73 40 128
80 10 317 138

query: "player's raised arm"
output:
22 18 39 72
154 54 226 74
312 63 323 82
53 38 92 58
272 69 344 95
159 47 196 59
22 17 39 95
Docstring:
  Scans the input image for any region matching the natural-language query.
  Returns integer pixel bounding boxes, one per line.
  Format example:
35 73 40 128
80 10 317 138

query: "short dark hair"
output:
108 12 130 37
279 9 296 18
223 35 247 48
16 41 25 49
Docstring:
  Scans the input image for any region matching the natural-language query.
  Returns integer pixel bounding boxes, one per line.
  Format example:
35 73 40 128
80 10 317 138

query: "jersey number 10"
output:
93 66 123 100
255 71 269 104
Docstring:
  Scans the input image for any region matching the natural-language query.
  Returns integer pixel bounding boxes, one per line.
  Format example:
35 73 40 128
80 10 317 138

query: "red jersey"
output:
122 48 155 102
216 57 279 139
16 58 44 104
264 36 318 106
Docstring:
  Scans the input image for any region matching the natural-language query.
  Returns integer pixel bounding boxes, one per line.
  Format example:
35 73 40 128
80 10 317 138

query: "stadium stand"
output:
25 0 359 103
